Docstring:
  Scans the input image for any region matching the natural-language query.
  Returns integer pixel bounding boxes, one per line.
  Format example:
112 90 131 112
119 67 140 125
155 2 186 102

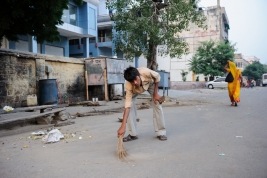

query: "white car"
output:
205 77 227 89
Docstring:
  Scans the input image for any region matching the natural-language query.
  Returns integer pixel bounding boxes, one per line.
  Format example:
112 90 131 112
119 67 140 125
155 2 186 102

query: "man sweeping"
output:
117 66 167 142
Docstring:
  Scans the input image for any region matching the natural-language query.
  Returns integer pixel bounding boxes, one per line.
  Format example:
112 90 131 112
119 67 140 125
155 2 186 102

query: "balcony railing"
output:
98 37 112 42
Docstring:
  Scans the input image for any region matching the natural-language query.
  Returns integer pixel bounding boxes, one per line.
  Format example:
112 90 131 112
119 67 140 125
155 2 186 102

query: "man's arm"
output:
224 63 229 72
153 82 162 104
117 107 130 137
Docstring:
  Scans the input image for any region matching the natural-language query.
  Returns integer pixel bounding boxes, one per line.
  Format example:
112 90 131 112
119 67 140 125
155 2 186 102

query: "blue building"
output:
1 0 129 61
5 0 98 58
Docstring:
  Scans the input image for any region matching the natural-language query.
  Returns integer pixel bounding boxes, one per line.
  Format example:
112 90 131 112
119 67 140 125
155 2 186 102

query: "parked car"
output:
205 77 227 89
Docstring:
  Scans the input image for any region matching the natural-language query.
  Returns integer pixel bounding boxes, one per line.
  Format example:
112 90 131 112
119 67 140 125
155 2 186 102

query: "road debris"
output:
3 106 14 112
31 131 46 135
42 129 64 143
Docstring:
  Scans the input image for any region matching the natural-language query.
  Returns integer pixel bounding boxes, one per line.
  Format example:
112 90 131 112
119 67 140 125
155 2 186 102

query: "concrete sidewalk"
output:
0 89 195 127
65 89 194 115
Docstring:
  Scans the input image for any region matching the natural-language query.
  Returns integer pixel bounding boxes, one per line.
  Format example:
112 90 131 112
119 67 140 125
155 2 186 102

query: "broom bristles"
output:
117 135 128 160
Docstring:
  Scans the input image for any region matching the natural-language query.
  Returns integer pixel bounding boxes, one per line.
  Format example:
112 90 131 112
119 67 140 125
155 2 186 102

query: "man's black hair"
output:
124 66 139 82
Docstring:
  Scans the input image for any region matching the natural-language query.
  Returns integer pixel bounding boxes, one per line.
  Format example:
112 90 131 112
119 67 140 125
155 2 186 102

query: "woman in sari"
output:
224 60 243 106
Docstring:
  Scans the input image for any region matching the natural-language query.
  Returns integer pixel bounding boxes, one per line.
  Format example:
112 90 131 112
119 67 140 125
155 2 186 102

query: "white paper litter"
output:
42 129 64 143
31 131 46 135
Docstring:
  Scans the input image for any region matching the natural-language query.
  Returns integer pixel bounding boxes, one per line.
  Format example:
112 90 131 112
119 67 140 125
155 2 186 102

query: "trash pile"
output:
29 127 92 144
3 106 14 112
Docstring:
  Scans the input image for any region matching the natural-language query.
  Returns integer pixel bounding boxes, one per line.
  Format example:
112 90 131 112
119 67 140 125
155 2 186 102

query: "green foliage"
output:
73 0 83 6
181 70 188 82
188 56 202 74
189 40 236 77
106 0 207 69
242 62 267 80
0 0 83 45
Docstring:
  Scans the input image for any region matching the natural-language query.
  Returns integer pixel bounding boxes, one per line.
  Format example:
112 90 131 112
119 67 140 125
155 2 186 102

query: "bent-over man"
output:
117 66 167 142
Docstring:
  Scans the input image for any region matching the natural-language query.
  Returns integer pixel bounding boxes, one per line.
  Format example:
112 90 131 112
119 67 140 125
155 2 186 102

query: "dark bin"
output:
39 79 58 105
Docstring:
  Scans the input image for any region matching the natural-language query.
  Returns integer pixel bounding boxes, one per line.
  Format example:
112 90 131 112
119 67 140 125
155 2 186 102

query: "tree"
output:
0 0 83 46
242 62 267 80
107 0 206 70
189 40 236 78
188 55 202 74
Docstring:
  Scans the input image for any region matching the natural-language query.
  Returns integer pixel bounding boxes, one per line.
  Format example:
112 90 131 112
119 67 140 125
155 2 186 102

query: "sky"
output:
198 0 267 64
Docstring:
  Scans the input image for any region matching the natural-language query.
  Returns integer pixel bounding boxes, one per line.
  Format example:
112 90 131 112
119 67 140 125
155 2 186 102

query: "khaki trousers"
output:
127 84 166 136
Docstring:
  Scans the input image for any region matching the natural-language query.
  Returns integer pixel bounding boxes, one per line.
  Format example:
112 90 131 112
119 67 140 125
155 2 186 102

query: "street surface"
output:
0 87 267 178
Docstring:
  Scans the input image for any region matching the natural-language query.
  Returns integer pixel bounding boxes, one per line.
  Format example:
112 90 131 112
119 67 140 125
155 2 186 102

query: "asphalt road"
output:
0 87 266 178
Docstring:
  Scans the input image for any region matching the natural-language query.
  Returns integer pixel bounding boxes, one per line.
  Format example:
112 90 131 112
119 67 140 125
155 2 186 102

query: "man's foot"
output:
157 135 167 141
235 102 237 107
123 134 138 142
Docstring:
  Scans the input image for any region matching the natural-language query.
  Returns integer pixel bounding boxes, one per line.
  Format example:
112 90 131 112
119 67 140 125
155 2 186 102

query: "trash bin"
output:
157 70 169 96
39 79 58 105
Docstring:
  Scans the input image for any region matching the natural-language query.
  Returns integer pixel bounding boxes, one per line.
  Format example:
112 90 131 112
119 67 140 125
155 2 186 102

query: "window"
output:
62 4 77 26
89 37 96 43
45 45 64 57
214 78 224 82
69 39 79 45
89 8 96 30
16 40 28 52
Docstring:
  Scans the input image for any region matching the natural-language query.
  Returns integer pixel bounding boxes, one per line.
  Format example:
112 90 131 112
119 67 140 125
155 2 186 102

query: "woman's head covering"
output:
228 61 238 78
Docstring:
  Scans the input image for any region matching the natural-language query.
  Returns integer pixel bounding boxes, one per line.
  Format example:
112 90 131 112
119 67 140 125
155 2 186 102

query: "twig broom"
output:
117 135 128 160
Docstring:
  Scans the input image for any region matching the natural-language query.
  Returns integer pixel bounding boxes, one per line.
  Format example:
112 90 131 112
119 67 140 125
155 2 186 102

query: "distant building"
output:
243 56 260 64
157 0 230 82
234 53 249 71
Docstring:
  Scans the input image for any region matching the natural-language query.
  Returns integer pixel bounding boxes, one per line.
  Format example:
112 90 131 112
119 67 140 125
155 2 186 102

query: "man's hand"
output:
153 93 162 104
117 108 130 137
117 125 126 137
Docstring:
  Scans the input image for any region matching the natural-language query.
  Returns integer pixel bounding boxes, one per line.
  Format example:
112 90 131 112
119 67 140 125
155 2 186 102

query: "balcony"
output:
97 15 113 29
83 0 99 6
98 37 112 42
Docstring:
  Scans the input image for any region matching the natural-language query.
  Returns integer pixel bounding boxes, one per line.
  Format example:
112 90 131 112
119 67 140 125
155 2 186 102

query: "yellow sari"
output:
226 61 241 103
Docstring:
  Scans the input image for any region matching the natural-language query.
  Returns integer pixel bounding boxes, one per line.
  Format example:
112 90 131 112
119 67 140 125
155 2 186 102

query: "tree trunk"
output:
147 43 158 71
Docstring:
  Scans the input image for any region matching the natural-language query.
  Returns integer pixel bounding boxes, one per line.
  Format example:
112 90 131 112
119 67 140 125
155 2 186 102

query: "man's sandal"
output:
157 135 167 141
123 134 138 142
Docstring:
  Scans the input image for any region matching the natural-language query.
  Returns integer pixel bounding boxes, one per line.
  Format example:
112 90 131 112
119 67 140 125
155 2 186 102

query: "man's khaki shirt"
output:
124 67 160 108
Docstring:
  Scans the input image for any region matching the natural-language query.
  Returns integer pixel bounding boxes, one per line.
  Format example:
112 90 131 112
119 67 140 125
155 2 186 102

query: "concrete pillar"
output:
28 35 37 53
217 0 220 7
111 22 117 57
35 59 46 80
135 57 139 68
83 37 89 58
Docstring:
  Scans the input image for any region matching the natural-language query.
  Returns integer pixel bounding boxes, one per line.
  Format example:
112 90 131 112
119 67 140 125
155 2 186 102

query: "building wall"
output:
243 56 260 64
0 49 85 107
0 55 36 107
45 61 85 103
9 35 69 57
234 53 250 71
